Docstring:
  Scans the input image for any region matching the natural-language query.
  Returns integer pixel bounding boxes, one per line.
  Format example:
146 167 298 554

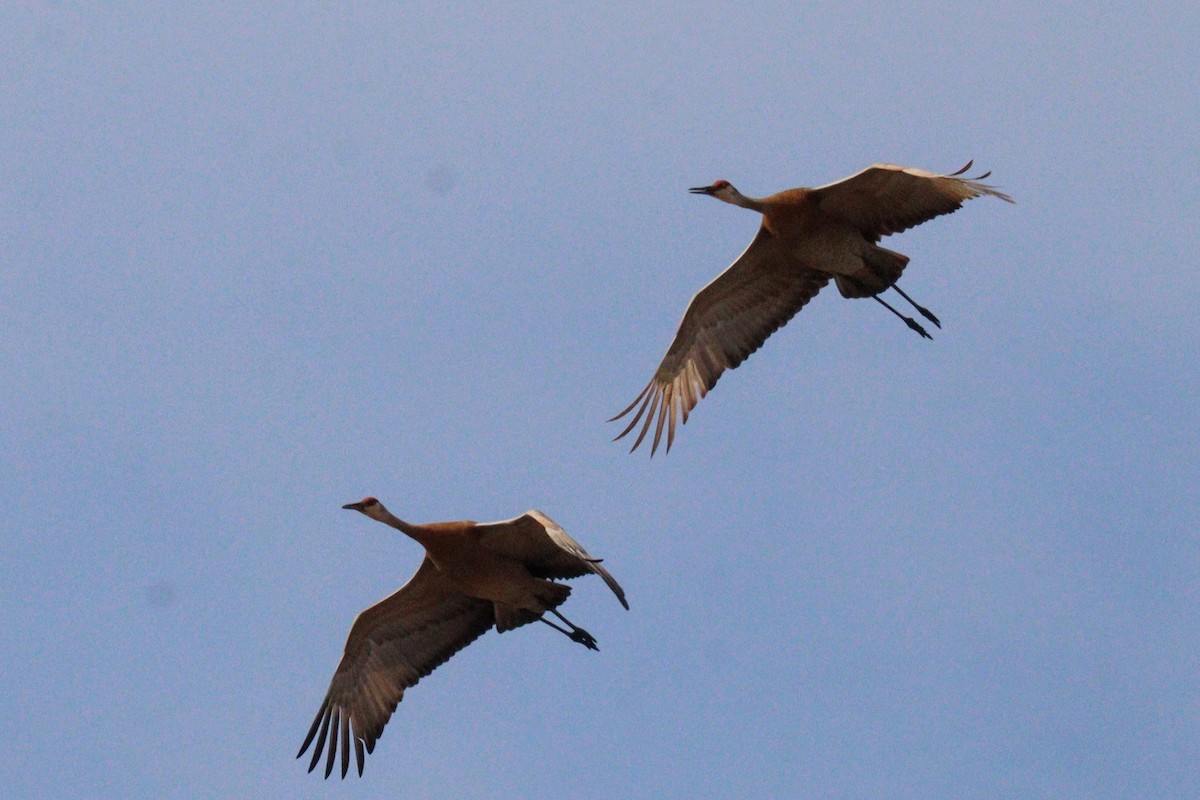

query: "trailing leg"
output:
873 295 932 339
891 283 941 328
539 609 599 651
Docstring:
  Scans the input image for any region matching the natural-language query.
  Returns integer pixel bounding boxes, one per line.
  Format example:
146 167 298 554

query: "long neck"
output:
374 509 463 558
726 188 768 214
374 507 430 544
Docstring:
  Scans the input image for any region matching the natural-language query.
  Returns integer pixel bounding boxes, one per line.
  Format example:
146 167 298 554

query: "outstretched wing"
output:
475 510 628 610
297 557 495 779
611 226 829 455
811 161 1014 241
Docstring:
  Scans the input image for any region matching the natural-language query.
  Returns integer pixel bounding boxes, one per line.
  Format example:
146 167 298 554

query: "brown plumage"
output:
298 498 628 778
611 161 1014 455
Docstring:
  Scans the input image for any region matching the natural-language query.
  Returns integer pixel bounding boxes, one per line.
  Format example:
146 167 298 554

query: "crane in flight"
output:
298 497 628 778
611 161 1014 455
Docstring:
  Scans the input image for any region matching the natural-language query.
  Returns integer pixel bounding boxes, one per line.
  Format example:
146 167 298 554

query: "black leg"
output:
891 283 941 328
874 295 932 339
539 613 599 651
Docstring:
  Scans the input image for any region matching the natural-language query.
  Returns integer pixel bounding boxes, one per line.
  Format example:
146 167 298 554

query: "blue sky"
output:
3 3 1198 798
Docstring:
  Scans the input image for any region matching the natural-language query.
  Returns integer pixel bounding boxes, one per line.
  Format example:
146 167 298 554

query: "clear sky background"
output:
3 3 1198 798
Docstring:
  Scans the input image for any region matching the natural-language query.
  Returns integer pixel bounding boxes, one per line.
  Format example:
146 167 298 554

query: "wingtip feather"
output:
612 384 654 443
340 715 351 779
607 381 652 423
650 385 671 455
629 390 660 453
305 705 332 773
949 159 974 176
324 711 339 778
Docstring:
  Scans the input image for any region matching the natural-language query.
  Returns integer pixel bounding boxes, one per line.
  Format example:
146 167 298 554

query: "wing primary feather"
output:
681 362 699 421
629 391 661 452
324 710 339 778
608 381 652 423
306 704 332 772
651 385 670 455
950 160 973 176
298 701 326 761
699 346 723 388
666 386 679 453
592 562 629 609
354 734 365 777
340 714 351 779
612 384 653 441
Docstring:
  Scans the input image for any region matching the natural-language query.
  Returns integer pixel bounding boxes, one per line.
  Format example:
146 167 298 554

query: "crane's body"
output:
612 161 1014 455
298 498 627 779
726 187 902 292
395 519 567 624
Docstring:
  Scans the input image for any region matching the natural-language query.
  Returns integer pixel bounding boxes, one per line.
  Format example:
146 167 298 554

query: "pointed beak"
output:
689 185 716 195
342 501 367 512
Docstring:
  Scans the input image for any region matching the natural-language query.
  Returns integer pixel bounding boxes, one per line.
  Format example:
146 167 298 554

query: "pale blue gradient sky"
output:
3 3 1199 798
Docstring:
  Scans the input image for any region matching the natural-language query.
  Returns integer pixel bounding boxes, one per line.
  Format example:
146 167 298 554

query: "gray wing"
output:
811 161 1014 241
475 510 628 610
611 226 829 455
297 557 495 779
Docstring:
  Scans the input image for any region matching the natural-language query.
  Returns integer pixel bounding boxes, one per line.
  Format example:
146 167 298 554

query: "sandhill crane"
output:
611 161 1014 455
298 497 628 778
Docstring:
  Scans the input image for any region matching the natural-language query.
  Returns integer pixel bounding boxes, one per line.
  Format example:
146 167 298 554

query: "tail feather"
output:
835 246 909 298
493 581 571 633
494 604 543 633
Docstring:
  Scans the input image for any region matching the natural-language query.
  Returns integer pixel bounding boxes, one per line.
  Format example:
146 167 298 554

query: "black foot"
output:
874 294 932 340
914 305 941 328
568 627 599 651
891 284 941 329
904 317 933 339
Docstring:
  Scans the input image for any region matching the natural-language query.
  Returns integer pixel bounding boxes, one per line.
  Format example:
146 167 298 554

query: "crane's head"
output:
342 496 387 521
689 180 740 204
